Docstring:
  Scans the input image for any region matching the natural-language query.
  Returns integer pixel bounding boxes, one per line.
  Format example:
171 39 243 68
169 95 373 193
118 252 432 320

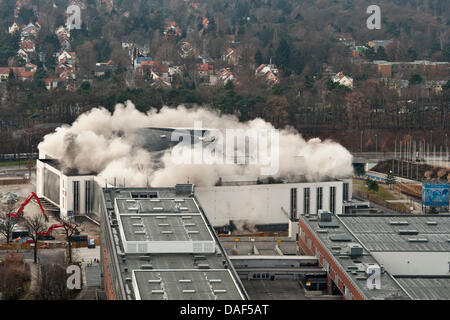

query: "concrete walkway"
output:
23 259 39 298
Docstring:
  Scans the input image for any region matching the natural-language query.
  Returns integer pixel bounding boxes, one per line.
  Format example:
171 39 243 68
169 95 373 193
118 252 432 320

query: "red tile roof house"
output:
20 40 35 53
0 68 11 82
196 63 214 76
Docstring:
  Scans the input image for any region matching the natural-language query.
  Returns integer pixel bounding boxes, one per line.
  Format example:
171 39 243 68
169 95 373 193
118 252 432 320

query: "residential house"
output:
367 40 393 51
337 33 355 47
95 60 114 77
202 18 210 30
373 60 450 78
351 45 368 57
164 22 182 38
20 40 35 53
134 57 153 69
17 48 29 63
424 80 448 94
332 72 353 88
179 42 194 58
196 63 214 76
255 64 280 85
21 23 40 38
57 50 76 64
217 68 237 86
0 68 10 82
222 48 239 66
9 22 19 34
43 78 64 90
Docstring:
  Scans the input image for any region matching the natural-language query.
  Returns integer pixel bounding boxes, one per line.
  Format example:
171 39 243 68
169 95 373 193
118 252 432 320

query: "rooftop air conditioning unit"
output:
319 210 332 222
347 243 363 258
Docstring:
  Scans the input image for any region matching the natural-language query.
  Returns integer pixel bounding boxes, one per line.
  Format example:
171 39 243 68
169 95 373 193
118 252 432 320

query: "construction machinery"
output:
36 222 77 240
6 192 48 221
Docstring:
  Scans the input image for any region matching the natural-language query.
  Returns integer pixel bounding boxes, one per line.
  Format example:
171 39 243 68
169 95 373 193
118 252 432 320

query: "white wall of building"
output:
196 179 351 227
36 160 96 218
372 251 450 276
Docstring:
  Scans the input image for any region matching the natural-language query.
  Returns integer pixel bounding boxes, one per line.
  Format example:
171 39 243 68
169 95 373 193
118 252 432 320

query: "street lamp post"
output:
375 134 378 157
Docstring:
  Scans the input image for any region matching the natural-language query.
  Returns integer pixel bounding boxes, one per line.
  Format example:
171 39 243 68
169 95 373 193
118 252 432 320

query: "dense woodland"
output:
0 0 449 154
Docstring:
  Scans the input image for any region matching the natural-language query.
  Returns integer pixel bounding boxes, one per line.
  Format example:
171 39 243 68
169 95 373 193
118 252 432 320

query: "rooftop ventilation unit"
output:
214 290 227 294
141 264 153 269
134 231 146 235
198 264 210 269
151 290 164 294
130 217 141 220
318 210 332 222
139 256 151 261
407 238 429 243
209 279 222 283
188 231 199 234
398 229 419 235
174 199 185 203
330 234 352 242
184 223 196 227
318 222 340 228
158 223 170 227
181 216 192 219
317 229 329 234
426 221 438 226
194 255 206 261
175 184 195 194
347 243 363 258
148 279 161 283
161 231 173 234
183 290 196 293
132 223 144 227
179 207 189 211
389 221 409 226
153 207 164 211
150 199 161 202
179 279 192 283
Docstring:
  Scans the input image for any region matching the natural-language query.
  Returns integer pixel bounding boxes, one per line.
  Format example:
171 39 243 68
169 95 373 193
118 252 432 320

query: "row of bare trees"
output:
0 203 81 264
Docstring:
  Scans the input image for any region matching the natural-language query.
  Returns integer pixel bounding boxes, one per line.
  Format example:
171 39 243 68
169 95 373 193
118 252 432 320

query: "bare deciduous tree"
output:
23 215 47 264
59 217 81 263
0 203 19 244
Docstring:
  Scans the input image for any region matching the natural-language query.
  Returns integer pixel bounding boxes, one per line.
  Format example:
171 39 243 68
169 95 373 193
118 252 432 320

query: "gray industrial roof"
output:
339 215 450 252
299 214 410 300
395 277 450 300
133 270 244 300
220 237 298 256
119 214 213 242
102 186 246 300
115 198 199 214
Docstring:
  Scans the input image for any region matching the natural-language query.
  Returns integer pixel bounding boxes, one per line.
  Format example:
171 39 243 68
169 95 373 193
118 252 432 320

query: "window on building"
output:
85 180 94 213
343 183 349 201
330 186 336 213
316 187 323 211
73 181 80 215
303 188 310 214
290 188 297 220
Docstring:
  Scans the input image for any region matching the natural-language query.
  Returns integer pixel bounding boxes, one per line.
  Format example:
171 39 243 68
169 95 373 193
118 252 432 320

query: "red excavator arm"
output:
37 222 75 238
6 192 48 221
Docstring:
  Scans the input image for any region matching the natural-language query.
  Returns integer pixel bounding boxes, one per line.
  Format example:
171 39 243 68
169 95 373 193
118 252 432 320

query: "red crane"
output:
6 192 48 221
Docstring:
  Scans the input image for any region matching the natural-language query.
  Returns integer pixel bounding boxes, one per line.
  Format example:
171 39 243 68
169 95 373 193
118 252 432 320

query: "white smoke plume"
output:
38 101 354 187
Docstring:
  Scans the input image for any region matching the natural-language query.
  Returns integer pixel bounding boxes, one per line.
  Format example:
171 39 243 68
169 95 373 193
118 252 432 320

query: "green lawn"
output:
353 179 398 200
0 160 33 167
